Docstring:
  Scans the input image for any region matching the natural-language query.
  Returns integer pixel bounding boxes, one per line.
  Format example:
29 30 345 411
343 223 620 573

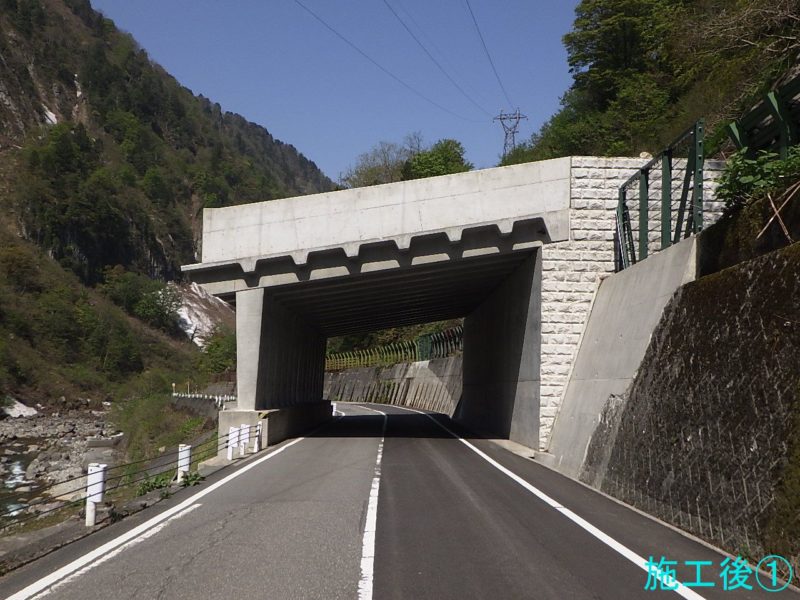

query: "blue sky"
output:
90 0 579 182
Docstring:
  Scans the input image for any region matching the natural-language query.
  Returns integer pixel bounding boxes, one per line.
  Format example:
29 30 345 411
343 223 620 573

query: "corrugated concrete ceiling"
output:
235 250 535 337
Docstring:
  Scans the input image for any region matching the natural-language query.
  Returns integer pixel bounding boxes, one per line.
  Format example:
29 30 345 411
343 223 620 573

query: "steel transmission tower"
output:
494 109 528 157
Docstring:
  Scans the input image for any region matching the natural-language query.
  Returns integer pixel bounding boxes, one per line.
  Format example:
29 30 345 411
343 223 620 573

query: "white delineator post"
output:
226 426 239 461
177 444 191 483
239 424 249 457
85 463 107 527
253 421 263 453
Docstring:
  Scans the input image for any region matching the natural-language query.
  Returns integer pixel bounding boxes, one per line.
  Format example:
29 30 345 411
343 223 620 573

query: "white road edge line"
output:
392 405 706 600
30 503 203 599
358 405 388 600
8 436 306 600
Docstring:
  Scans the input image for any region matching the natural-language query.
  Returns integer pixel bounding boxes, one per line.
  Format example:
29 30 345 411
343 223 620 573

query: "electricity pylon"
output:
494 109 528 157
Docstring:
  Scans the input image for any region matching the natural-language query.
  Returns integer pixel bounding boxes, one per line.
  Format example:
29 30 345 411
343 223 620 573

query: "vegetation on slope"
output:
339 134 473 189
504 0 800 164
0 227 194 408
0 0 333 286
0 0 334 407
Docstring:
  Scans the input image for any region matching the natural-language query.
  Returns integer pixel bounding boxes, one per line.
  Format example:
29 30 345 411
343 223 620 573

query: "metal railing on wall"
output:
615 120 705 271
727 74 800 159
325 325 463 371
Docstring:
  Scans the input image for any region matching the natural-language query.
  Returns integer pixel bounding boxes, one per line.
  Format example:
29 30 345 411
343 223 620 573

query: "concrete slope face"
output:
543 237 698 478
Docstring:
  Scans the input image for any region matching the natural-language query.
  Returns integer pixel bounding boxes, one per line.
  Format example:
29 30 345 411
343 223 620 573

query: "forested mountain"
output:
0 0 333 407
0 0 333 284
505 0 800 163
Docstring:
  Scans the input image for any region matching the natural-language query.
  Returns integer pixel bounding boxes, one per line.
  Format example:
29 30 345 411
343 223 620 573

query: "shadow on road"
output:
310 411 486 440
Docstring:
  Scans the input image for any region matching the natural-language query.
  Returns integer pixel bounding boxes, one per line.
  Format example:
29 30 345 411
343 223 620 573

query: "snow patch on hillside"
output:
172 282 235 348
42 105 57 125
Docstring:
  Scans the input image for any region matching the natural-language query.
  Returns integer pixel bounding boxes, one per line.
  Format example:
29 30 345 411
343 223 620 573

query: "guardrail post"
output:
85 463 107 527
177 444 191 483
254 421 263 453
638 170 649 260
227 426 238 460
661 148 672 250
239 424 249 457
692 119 704 234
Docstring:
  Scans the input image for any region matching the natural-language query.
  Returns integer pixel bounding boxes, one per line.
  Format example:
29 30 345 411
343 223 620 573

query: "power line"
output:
381 0 493 118
464 0 514 109
293 0 480 123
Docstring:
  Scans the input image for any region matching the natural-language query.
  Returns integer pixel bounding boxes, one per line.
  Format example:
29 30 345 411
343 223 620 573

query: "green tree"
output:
339 133 422 188
402 139 473 180
563 0 664 108
133 285 181 333
199 327 236 374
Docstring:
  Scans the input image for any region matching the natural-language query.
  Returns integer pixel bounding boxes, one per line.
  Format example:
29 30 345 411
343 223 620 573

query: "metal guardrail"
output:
172 392 237 409
727 74 800 159
615 120 705 271
325 325 463 371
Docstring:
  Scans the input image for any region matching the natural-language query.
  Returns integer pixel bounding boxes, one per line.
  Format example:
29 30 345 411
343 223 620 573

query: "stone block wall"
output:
538 157 726 449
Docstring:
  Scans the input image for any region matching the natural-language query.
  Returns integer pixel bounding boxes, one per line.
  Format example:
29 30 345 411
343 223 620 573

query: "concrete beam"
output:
194 159 570 269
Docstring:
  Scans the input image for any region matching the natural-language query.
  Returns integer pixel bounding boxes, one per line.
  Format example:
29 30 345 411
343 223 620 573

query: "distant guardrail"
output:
325 325 463 371
171 393 237 409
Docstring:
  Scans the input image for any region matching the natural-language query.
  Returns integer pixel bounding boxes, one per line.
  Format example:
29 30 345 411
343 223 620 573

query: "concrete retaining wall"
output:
542 236 698 477
324 357 462 415
170 395 220 420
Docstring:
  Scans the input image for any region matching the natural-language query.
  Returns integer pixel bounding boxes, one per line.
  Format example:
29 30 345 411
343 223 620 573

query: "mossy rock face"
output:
600 241 800 575
764 385 800 573
698 191 800 276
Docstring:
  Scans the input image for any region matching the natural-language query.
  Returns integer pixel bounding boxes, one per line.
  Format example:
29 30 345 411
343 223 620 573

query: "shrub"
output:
198 326 236 374
101 266 180 334
716 147 800 213
0 247 39 291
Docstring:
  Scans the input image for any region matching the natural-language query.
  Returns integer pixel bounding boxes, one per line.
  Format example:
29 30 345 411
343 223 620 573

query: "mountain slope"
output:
0 0 334 407
0 0 333 284
504 0 800 164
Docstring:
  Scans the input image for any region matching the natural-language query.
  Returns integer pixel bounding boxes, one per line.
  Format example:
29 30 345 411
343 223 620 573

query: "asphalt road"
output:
0 403 794 600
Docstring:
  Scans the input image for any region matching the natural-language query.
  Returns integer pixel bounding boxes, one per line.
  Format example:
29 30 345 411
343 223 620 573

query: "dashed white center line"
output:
358 405 388 600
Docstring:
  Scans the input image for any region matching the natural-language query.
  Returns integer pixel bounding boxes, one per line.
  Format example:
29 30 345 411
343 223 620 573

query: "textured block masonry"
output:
538 157 725 450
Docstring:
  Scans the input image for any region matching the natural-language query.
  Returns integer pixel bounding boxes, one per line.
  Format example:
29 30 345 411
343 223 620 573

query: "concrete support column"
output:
258 294 327 409
459 250 542 448
235 288 265 411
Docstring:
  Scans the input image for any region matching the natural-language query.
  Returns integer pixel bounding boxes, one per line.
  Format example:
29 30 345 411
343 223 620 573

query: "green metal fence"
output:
727 74 800 158
615 120 705 271
325 325 463 371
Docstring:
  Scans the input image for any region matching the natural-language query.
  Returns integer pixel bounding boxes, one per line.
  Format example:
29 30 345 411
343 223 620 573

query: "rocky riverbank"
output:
0 407 124 518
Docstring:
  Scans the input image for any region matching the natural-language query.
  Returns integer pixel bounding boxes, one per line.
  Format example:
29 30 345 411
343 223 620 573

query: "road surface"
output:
0 403 793 599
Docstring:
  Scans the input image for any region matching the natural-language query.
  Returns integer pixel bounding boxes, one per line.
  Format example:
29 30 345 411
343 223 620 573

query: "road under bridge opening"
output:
184 157 722 452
